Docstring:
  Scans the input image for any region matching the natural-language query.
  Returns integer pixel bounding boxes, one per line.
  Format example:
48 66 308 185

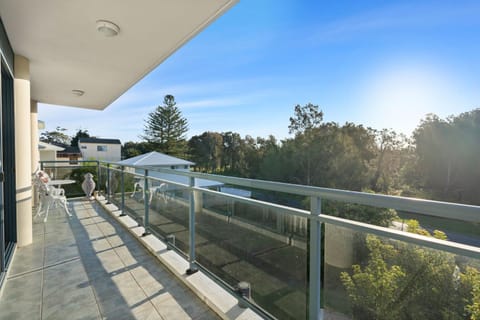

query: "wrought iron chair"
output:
34 171 71 222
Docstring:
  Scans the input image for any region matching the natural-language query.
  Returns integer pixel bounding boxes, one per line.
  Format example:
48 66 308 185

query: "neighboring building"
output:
38 141 64 165
117 151 221 188
78 138 121 162
56 145 83 165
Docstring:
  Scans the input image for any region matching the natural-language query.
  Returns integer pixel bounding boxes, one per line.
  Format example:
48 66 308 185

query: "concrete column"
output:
30 100 39 172
14 55 33 247
31 100 39 207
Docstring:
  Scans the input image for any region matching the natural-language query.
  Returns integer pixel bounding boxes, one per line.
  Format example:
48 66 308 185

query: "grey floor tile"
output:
0 270 43 307
42 260 90 297
8 247 44 277
0 200 220 320
44 243 80 265
0 304 41 320
42 299 100 320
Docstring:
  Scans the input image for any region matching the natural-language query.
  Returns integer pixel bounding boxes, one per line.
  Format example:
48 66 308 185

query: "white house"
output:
117 151 221 188
56 145 83 166
38 141 63 165
78 138 121 162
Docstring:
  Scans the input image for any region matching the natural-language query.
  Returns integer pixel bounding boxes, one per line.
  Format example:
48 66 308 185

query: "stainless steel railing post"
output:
106 163 111 203
186 176 198 275
142 169 151 236
309 196 323 320
120 165 126 216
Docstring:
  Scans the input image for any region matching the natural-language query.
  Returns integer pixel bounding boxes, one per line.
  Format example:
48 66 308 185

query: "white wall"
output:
79 142 121 161
39 149 57 163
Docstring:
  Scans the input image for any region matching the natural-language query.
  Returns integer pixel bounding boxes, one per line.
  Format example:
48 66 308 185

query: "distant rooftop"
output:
38 141 64 151
78 138 121 144
60 146 81 155
118 151 194 167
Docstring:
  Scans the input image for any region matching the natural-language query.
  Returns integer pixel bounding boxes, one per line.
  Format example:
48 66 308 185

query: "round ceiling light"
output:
96 20 120 37
72 89 85 96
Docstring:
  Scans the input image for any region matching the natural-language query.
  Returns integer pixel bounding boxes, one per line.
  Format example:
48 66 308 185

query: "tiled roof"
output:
78 138 121 144
117 151 194 166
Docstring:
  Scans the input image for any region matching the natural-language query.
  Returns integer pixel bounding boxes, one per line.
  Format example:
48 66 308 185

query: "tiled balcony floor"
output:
0 200 219 320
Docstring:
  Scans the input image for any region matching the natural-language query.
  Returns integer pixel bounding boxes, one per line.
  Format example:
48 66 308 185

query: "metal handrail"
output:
102 161 480 223
96 161 480 320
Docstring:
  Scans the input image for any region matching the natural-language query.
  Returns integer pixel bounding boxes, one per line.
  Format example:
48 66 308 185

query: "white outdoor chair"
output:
131 178 168 204
35 177 71 222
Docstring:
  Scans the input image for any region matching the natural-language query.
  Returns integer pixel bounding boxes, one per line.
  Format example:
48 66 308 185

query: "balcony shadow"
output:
69 200 216 319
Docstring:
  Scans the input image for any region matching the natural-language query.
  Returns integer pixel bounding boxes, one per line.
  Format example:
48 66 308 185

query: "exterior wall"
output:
30 101 39 171
39 150 57 163
79 142 121 161
14 55 32 247
55 155 83 166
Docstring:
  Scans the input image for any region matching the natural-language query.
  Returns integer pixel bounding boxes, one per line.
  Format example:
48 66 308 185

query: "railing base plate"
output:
186 268 198 275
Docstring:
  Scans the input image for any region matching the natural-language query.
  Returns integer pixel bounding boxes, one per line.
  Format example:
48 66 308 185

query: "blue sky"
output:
39 0 480 143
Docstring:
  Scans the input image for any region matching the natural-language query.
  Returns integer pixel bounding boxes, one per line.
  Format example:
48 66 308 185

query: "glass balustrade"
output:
49 161 479 320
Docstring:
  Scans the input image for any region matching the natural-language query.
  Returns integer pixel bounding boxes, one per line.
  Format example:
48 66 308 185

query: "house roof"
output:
117 151 194 167
78 138 121 145
0 0 237 110
59 146 82 155
38 141 64 151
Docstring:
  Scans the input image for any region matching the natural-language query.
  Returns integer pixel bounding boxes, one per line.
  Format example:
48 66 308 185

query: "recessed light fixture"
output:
72 89 85 96
96 20 120 37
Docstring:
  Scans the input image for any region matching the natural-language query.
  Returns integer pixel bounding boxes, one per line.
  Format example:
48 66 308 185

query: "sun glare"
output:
361 61 453 134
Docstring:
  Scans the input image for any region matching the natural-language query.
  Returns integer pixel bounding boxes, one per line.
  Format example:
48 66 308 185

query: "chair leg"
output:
44 201 51 223
62 199 72 217
131 183 139 198
36 199 43 217
149 188 154 204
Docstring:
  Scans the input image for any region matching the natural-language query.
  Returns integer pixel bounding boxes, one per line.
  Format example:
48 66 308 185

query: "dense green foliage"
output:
40 126 71 145
117 103 480 207
341 232 478 320
43 104 480 207
70 129 90 147
411 110 480 204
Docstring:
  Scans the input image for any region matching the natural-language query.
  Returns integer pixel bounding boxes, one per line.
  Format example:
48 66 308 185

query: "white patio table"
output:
48 179 76 188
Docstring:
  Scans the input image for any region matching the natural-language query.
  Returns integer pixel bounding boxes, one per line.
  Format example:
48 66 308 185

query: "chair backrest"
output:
34 170 51 185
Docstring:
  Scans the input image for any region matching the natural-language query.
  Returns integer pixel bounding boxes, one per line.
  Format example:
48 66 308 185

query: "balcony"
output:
3 160 477 320
0 199 219 320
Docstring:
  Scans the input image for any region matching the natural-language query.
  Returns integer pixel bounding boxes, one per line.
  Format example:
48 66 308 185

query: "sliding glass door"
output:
0 63 15 284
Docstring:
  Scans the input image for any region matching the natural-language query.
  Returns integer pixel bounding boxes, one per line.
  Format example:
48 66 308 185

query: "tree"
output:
122 141 155 159
341 236 406 320
412 109 480 204
288 103 323 135
188 132 223 172
70 129 90 147
464 267 480 319
221 131 243 172
341 224 480 320
142 95 188 157
40 126 71 145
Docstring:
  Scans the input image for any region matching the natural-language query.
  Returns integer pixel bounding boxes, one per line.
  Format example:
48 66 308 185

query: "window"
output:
81 145 87 149
69 156 78 165
97 145 107 152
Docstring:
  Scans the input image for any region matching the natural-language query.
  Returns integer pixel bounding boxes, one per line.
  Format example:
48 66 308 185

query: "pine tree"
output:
142 95 188 157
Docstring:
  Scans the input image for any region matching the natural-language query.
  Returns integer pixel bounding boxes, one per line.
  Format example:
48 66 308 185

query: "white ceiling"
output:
0 0 237 110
